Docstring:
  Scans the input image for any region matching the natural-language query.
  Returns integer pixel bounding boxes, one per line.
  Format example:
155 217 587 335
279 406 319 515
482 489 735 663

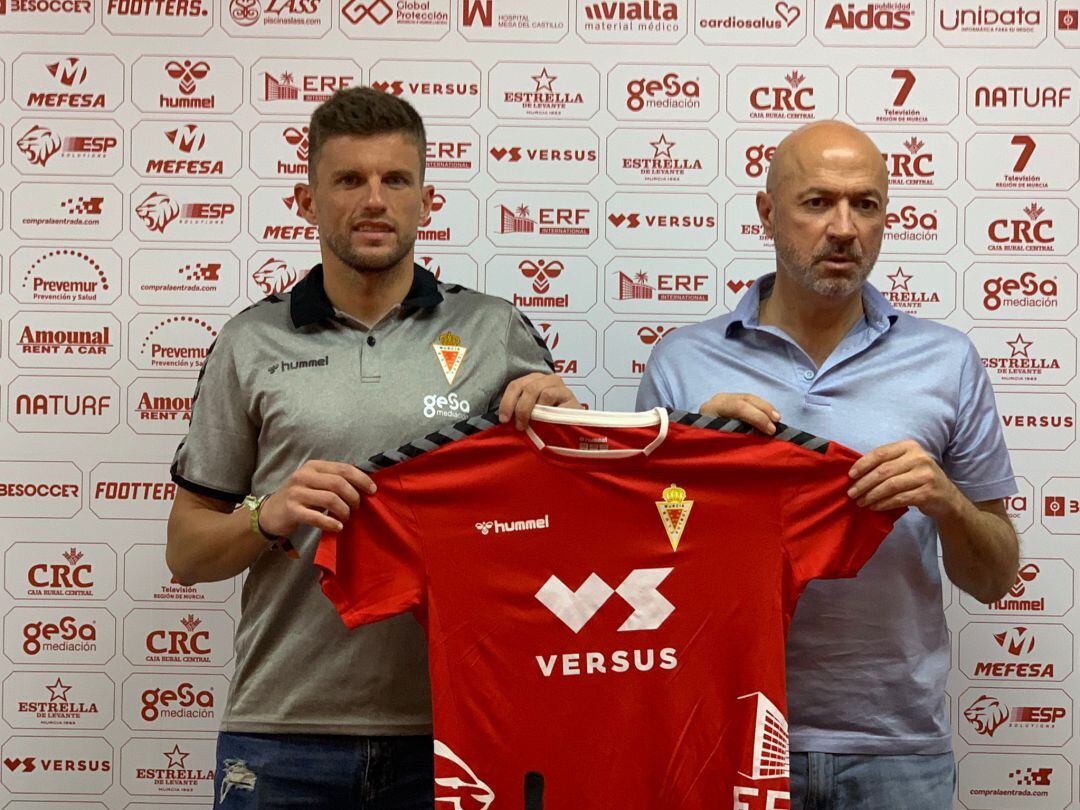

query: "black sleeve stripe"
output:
667 409 829 454
171 470 246 504
517 311 556 371
360 411 502 473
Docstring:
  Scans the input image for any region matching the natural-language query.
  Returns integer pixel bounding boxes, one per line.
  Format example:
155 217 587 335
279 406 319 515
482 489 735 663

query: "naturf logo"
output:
970 327 1076 386
846 66 960 125
3 671 114 730
11 246 120 306
435 741 494 810
121 737 216 797
656 483 693 550
967 67 1079 126
935 0 1046 47
960 621 1073 680
9 375 120 435
131 186 242 242
964 263 1076 320
965 198 1079 255
14 53 123 112
536 567 675 633
486 126 599 185
875 132 958 189
251 58 363 114
815 0 927 45
608 128 719 186
965 132 1080 192
578 0 686 43
4 607 115 665
881 198 957 255
489 61 600 120
368 59 481 118
131 121 242 178
609 65 721 121
696 0 807 46
874 262 954 318
727 64 839 123
124 609 234 667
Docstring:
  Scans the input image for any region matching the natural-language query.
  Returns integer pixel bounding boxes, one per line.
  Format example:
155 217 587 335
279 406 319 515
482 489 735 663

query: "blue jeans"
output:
789 752 955 810
213 732 433 809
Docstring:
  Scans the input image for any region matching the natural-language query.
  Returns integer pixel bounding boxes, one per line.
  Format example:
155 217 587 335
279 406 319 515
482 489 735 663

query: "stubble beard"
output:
774 234 877 299
325 228 415 275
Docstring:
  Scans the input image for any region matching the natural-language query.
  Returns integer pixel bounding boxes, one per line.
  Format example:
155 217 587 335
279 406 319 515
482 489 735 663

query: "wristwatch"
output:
242 494 299 559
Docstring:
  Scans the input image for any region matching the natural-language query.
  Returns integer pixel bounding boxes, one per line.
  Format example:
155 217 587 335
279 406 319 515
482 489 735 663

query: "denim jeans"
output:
213 732 434 809
789 751 955 810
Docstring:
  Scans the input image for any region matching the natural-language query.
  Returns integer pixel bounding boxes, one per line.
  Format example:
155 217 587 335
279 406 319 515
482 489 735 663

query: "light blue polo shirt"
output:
637 273 1016 755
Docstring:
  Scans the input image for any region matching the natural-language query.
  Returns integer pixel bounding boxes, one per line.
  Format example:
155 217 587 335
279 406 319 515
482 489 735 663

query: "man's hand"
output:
259 460 376 535
698 393 781 435
847 439 961 519
498 373 581 430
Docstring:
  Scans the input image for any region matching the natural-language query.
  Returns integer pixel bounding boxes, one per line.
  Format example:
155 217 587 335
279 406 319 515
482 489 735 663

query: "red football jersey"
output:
316 407 902 810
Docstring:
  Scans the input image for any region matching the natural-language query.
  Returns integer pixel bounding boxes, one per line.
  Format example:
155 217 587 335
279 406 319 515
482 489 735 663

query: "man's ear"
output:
294 182 317 226
420 184 434 224
756 190 775 240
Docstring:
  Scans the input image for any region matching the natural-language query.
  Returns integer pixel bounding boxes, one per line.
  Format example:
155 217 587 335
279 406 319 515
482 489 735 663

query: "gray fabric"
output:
171 264 553 734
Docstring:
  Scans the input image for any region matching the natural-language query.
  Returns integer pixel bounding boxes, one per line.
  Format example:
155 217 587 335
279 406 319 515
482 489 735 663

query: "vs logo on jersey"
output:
656 483 693 551
433 330 468 385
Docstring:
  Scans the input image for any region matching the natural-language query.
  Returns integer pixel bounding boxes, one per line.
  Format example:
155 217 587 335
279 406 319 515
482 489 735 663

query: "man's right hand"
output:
259 460 376 535
698 393 781 435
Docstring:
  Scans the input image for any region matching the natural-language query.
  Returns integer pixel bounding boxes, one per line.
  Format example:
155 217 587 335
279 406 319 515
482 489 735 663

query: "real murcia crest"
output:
656 482 692 551
433 330 468 385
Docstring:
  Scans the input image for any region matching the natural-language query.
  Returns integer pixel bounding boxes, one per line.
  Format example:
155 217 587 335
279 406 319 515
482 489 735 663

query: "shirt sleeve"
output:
315 468 426 629
942 339 1017 502
503 306 555 383
170 323 257 503
781 441 906 590
636 353 675 409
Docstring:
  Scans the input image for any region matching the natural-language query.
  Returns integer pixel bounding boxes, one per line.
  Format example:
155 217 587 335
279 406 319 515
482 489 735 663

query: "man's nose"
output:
361 180 388 212
826 200 857 241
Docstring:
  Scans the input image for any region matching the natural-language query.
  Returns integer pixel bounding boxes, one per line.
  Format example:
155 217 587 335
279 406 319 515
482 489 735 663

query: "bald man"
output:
637 121 1018 809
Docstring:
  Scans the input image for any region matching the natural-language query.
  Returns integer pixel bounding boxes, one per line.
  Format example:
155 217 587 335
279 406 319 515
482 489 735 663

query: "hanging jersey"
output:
315 406 903 810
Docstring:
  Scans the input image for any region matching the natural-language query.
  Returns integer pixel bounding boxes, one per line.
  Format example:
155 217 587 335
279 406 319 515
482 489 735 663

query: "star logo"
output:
531 67 557 93
650 133 676 159
164 745 189 769
46 678 71 702
1007 333 1033 358
886 267 912 292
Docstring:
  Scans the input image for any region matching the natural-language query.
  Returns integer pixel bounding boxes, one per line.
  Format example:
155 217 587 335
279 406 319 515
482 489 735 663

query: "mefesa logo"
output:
120 737 216 797
121 673 228 730
248 187 319 244
965 198 1079 256
131 56 244 115
873 262 956 318
9 310 122 370
221 0 331 37
13 53 124 112
122 609 235 667
10 246 121 306
483 255 598 313
726 64 839 122
603 320 688 377
846 66 960 125
967 67 1079 126
7 375 121 435
696 0 807 46
935 0 1046 47
486 126 599 185
369 59 481 118
607 127 719 186
607 64 720 121
251 57 363 114
815 0 927 44
3 607 115 665
965 132 1080 191
605 257 717 315
960 622 1073 680
4 542 116 600
89 461 177 521
13 120 121 176
342 0 450 40
131 185 242 243
131 121 242 179
970 327 1076 386
577 0 687 43
457 0 565 42
607 192 718 251
488 61 601 120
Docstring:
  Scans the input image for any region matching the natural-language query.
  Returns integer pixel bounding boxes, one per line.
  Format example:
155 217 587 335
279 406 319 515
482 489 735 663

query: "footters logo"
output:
89 461 177 520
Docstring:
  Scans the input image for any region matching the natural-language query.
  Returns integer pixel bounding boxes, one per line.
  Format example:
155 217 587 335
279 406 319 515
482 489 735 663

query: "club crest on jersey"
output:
433 330 468 385
656 483 693 551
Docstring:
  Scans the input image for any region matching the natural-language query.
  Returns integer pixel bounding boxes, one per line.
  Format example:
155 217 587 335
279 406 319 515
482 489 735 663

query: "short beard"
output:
325 230 414 274
775 237 876 298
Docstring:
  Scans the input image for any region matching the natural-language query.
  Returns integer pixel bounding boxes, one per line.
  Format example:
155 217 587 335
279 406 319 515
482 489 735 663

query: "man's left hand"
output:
498 373 581 430
847 439 962 520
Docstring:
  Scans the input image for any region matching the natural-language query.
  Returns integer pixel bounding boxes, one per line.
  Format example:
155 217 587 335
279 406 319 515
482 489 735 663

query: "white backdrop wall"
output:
0 0 1078 807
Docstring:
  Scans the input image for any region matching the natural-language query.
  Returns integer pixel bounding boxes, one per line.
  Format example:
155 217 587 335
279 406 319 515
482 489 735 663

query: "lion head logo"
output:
17 125 63 167
252 258 301 296
964 695 1009 737
135 192 181 234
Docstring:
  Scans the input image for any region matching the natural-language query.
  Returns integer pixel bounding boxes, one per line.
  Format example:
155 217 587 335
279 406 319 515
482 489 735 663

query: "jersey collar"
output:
290 263 444 328
525 405 670 459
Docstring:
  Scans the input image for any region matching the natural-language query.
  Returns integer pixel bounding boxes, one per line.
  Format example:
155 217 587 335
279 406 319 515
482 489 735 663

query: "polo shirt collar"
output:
724 272 900 338
290 263 443 328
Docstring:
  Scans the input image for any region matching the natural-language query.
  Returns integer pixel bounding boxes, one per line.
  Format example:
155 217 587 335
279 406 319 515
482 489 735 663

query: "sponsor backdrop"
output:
0 0 1078 806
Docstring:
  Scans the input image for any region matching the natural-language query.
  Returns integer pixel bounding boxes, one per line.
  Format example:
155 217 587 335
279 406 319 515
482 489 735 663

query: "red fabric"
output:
316 418 902 810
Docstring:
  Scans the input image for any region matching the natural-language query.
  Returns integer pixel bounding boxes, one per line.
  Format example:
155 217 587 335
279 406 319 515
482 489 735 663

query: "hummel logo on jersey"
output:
536 567 674 633
475 514 550 535
268 355 329 374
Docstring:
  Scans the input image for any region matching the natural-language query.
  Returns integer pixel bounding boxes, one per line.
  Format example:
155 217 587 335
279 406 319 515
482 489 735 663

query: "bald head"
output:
766 121 888 197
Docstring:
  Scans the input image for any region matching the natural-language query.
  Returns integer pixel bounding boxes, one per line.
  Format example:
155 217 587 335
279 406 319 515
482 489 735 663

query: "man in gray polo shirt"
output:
167 87 576 808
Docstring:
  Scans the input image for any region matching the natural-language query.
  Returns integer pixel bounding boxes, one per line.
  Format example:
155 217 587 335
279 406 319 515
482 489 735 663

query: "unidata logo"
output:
486 126 599 185
965 132 1080 191
120 737 216 797
3 607 115 665
131 186 241 242
935 0 1046 47
965 198 1079 256
3 670 114 730
488 191 598 248
696 0 807 45
727 65 839 122
881 198 957 255
251 57 363 114
10 246 120 306
131 56 244 115
606 192 717 250
846 66 960 125
815 0 927 44
874 262 955 318
577 0 686 43
963 263 1077 320
122 673 227 731
967 67 1079 125
9 310 121 370
458 0 565 42
608 128 718 186
608 64 720 121
971 327 1076 386
369 59 481 118
123 609 234 667
603 320 687 377
605 257 716 315
223 0 330 37
483 255 598 313
342 0 449 40
8 375 120 435
14 54 123 111
132 121 242 178
488 61 600 120
4 542 116 600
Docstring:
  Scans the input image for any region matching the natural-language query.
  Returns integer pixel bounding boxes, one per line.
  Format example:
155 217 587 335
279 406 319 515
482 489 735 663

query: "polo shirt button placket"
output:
361 330 381 383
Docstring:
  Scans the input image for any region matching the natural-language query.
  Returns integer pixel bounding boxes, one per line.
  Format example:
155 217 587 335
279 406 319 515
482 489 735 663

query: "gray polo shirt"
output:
171 264 553 735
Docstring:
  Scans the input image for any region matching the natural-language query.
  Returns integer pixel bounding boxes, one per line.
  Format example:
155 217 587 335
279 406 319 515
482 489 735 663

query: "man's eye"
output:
859 199 879 210
805 198 824 208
